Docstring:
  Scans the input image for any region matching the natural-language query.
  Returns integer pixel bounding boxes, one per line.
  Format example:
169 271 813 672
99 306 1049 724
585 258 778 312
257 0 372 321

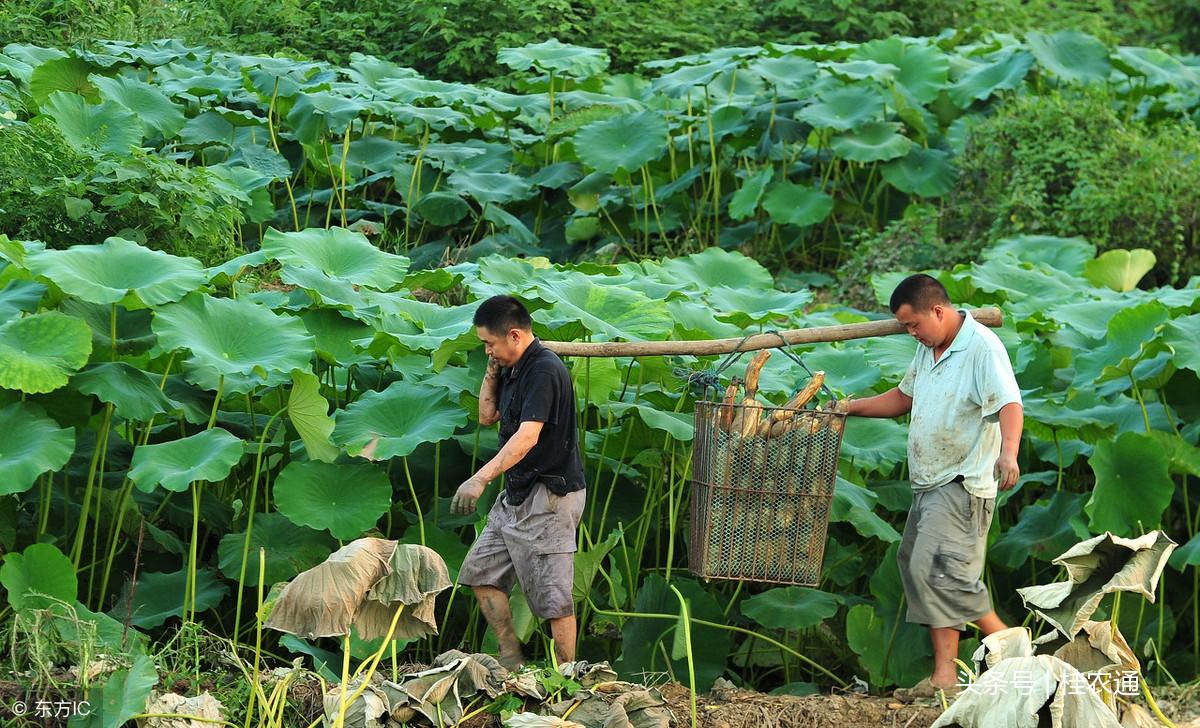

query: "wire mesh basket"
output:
688 399 846 585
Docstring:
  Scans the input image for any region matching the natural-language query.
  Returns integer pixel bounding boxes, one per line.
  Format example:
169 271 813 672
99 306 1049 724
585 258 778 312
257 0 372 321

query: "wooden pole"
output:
542 307 1003 358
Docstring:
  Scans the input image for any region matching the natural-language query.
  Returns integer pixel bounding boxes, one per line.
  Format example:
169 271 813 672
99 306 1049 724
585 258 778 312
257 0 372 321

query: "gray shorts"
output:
896 479 995 631
457 482 585 619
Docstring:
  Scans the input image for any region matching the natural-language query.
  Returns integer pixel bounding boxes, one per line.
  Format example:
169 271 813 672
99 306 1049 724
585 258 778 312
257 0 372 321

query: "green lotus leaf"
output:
25 236 206 306
1086 431 1175 536
29 57 96 103
116 567 228 628
649 60 733 98
527 270 674 341
299 309 373 368
840 418 908 473
368 295 478 368
823 59 900 83
447 170 536 205
600 402 693 441
857 332 919 376
1164 314 1200 375
0 311 92 394
991 491 1090 569
91 73 185 138
573 111 669 174
287 370 339 463
746 56 818 94
334 383 467 460
1112 47 1197 88
1071 301 1167 386
949 50 1034 107
60 298 156 357
72 362 176 422
152 293 314 393
274 461 393 540
73 654 158 728
0 402 74 496
1027 30 1111 85
643 247 775 290
854 38 950 104
286 90 367 146
801 347 881 394
728 168 773 221
830 121 913 163
413 192 471 226
43 90 141 154
497 39 609 78
0 542 77 611
762 182 834 227
129 428 244 492
985 235 1096 276
707 286 813 326
218 512 337 587
261 227 409 291
831 477 900 542
565 216 602 243
1170 531 1200 573
795 85 883 131
741 587 843 630
0 280 46 324
1083 248 1156 292
1046 299 1127 340
881 148 956 197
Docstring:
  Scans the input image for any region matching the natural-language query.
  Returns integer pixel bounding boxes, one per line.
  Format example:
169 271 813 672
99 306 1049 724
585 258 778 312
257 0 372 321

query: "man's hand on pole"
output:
452 474 488 515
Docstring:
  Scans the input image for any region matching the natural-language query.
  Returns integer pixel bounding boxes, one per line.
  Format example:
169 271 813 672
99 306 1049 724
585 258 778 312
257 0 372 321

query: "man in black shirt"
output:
452 295 587 669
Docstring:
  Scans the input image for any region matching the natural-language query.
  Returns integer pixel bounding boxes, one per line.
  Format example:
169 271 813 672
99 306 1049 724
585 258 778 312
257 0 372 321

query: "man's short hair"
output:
889 274 951 313
473 295 533 333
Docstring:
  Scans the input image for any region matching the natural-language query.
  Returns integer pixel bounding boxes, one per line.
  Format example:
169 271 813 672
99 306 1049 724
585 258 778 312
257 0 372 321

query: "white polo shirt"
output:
898 309 1022 499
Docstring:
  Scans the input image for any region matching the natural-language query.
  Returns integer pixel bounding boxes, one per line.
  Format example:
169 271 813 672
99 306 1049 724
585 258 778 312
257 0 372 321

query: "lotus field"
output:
0 28 1198 728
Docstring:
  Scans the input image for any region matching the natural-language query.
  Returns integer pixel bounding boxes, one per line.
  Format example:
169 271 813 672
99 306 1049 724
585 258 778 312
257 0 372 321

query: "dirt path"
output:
659 682 943 728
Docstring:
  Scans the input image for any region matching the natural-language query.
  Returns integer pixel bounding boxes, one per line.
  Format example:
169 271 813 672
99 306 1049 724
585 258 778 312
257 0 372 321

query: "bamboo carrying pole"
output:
542 307 1004 357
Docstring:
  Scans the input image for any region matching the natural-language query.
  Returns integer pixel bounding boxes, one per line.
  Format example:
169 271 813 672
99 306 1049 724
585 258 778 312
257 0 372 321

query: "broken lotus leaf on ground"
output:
265 538 451 640
971 626 1035 675
546 686 672 728
504 715 586 728
1015 531 1176 640
324 678 391 728
931 655 1121 728
382 650 507 726
144 691 225 728
1033 620 1140 676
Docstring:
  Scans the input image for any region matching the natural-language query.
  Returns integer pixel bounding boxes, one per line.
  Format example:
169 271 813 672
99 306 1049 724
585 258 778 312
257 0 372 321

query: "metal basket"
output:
688 399 846 586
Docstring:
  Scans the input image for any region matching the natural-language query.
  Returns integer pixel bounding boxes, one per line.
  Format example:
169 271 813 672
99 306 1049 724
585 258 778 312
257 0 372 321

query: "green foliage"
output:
0 119 243 265
945 88 1200 285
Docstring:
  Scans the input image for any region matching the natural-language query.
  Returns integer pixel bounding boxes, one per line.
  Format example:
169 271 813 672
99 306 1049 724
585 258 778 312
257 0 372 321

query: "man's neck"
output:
933 310 965 361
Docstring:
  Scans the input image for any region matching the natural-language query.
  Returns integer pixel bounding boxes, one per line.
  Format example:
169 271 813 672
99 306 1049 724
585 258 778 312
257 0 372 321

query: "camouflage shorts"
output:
458 481 585 619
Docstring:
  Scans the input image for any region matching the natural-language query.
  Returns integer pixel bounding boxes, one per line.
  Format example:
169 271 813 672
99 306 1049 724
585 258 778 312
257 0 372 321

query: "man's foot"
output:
893 676 963 703
498 652 525 672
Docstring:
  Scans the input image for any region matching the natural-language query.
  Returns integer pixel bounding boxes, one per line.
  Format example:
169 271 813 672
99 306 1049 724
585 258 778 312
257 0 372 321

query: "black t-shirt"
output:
497 338 586 505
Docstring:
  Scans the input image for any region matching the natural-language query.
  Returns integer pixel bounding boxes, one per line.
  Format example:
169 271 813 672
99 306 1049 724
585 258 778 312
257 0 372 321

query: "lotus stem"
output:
1141 679 1177 728
334 605 407 728
668 585 698 728
234 409 285 642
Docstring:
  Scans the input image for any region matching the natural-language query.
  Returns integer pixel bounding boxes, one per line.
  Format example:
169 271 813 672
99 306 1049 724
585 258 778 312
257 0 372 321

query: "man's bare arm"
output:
845 386 913 418
479 357 502 426
995 402 1023 490
451 420 545 514
474 420 543 484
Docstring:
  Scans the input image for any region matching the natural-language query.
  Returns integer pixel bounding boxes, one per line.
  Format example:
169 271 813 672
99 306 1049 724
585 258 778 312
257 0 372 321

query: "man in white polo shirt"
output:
844 274 1023 701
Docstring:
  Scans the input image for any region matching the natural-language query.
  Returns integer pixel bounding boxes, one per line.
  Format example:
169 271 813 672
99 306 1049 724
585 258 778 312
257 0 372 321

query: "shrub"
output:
943 89 1200 285
0 118 243 264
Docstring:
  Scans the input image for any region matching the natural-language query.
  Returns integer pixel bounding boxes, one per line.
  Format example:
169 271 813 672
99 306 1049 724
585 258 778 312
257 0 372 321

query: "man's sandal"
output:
893 677 964 703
